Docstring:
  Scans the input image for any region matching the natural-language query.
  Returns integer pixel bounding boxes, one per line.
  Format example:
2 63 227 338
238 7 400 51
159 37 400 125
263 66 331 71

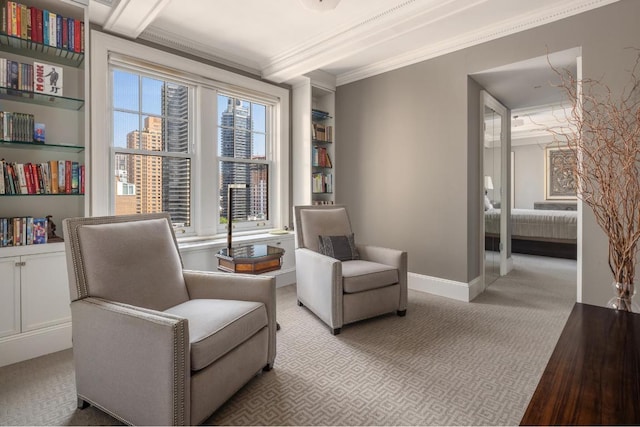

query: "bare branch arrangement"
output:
547 49 640 311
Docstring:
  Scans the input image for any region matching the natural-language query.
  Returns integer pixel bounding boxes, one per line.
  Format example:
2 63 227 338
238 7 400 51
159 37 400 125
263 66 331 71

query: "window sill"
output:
178 229 293 252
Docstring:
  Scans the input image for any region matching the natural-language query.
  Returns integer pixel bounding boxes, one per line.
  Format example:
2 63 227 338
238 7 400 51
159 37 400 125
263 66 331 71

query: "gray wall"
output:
513 144 545 209
335 0 639 305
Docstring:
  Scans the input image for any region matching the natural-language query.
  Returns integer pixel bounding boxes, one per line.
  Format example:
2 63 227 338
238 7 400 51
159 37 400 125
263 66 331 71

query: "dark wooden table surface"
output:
521 302 640 425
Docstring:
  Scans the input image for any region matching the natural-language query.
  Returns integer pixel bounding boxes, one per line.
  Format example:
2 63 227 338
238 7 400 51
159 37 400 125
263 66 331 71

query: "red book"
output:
34 163 43 194
65 160 71 193
80 164 85 194
33 163 41 194
74 19 80 52
62 15 67 49
24 163 35 194
34 7 42 43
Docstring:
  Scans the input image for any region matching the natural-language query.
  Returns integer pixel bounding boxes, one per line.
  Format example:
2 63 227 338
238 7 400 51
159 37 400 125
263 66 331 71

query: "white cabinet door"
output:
20 252 72 332
272 236 295 270
0 257 20 338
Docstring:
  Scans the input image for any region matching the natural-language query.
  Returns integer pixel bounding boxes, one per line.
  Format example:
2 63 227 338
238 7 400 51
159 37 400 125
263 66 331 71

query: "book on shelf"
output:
1 216 48 246
48 160 58 194
33 122 45 143
80 164 84 194
33 217 47 244
71 161 78 193
313 123 327 141
7 59 18 89
0 1 84 52
0 158 83 195
15 162 27 193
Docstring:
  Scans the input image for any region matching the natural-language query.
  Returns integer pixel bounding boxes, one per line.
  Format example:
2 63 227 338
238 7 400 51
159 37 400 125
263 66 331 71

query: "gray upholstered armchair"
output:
293 205 407 334
63 213 276 426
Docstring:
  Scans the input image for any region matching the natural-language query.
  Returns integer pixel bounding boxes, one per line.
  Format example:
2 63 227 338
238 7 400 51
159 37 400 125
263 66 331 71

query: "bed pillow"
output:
318 233 360 261
484 195 494 211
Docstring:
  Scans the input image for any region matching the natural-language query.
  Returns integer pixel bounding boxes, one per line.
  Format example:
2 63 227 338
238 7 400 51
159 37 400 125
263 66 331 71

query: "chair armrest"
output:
358 245 408 311
182 270 276 365
294 248 343 328
71 297 190 426
357 245 405 268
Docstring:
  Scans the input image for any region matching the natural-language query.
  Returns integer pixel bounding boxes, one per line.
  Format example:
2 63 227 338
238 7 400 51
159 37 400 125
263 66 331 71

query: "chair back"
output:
63 213 190 311
293 205 353 252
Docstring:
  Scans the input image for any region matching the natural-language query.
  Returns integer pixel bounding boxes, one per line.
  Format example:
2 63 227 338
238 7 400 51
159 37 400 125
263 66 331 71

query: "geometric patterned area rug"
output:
0 254 576 426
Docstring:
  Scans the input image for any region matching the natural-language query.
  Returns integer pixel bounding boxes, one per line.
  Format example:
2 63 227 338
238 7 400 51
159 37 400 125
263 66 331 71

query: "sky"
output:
111 69 266 156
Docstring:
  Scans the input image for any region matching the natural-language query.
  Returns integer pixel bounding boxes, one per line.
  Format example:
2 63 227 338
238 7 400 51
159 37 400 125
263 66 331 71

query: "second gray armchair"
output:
293 205 407 334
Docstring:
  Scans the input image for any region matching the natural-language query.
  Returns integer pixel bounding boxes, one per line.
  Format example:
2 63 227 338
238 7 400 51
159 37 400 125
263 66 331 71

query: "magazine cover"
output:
33 62 63 96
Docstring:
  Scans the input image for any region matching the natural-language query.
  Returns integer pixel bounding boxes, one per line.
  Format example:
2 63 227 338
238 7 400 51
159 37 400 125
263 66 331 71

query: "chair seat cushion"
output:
342 260 399 293
165 299 267 371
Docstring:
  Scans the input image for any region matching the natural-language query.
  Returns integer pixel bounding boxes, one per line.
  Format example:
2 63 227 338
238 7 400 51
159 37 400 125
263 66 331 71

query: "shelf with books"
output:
292 76 335 207
0 87 83 110
0 139 83 152
1 159 85 196
0 33 84 67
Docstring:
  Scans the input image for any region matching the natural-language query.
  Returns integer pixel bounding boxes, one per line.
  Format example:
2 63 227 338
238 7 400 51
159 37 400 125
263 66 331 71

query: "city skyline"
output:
113 70 269 225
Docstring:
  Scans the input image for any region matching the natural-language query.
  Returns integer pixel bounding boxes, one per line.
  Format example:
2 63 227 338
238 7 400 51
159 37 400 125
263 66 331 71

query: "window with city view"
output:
112 69 192 228
217 95 270 227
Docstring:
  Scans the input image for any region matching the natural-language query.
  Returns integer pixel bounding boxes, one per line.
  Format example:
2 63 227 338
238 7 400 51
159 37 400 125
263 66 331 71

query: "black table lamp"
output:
227 183 247 251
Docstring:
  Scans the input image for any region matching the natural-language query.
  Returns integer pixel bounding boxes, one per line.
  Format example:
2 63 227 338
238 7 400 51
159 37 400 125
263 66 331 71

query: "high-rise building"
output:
123 116 163 215
220 98 252 222
162 83 191 226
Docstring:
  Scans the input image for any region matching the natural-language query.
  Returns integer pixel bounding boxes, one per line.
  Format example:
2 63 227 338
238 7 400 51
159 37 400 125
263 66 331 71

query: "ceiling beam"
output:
103 0 173 39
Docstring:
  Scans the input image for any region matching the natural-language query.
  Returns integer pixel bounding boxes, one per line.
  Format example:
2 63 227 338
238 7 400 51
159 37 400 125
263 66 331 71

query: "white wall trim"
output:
140 26 262 76
409 272 483 302
336 0 619 86
0 323 72 368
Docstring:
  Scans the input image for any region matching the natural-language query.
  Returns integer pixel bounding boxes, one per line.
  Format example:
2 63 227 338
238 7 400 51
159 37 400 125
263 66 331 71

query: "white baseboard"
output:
0 322 72 368
409 273 483 302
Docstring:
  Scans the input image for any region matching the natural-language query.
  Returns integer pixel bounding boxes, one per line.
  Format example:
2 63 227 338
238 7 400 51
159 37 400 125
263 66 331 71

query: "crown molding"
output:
262 0 486 83
335 0 619 86
140 26 263 76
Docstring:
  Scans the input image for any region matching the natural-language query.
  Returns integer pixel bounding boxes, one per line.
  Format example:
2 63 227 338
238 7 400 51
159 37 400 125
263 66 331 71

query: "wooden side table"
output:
521 302 640 425
215 244 285 274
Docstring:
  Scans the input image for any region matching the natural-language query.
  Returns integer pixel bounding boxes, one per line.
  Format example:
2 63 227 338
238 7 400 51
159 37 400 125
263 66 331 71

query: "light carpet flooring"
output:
0 254 576 426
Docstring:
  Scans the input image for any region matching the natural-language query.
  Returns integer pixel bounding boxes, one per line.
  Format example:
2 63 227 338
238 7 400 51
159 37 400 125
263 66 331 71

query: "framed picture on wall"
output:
545 146 577 200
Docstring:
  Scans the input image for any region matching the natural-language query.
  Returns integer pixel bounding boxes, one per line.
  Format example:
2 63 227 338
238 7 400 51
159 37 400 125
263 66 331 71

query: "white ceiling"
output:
89 0 618 87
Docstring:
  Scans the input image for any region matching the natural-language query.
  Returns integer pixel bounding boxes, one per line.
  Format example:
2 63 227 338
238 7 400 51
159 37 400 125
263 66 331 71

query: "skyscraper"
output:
220 98 252 222
162 83 191 226
127 116 163 214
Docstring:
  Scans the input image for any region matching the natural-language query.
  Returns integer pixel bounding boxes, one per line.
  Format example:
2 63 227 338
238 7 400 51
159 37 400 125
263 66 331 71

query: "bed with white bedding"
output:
485 208 577 259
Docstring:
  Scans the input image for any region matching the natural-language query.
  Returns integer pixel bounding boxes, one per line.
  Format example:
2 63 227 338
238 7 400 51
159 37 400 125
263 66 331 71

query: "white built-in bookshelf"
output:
292 71 336 207
0 0 88 368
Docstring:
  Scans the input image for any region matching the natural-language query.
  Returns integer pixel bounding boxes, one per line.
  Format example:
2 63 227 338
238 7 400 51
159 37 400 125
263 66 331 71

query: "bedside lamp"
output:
484 175 494 192
227 183 247 251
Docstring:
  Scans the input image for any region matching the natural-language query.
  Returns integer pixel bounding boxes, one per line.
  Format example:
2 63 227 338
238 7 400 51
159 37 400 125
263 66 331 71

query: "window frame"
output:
109 65 196 234
216 93 274 233
91 30 290 239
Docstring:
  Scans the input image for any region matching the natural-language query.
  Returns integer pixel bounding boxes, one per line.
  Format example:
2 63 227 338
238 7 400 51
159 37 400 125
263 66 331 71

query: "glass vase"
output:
607 281 640 312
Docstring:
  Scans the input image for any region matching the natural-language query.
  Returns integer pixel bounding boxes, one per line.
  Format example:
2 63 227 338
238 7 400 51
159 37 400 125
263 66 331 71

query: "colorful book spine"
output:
42 8 48 45
71 161 78 194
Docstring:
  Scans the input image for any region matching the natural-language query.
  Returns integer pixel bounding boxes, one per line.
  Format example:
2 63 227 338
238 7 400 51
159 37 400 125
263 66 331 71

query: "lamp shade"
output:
484 175 494 190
